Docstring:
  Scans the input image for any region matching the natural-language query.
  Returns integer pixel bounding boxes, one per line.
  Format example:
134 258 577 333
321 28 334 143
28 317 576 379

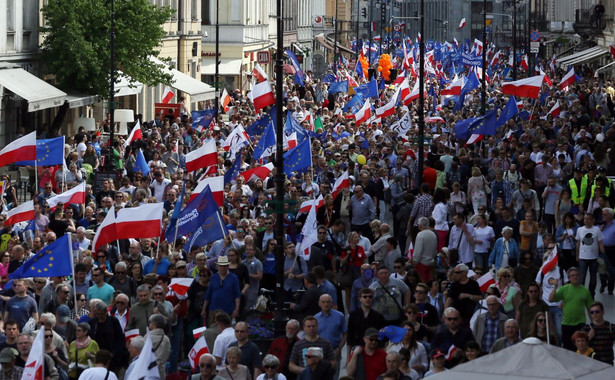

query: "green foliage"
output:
41 0 175 98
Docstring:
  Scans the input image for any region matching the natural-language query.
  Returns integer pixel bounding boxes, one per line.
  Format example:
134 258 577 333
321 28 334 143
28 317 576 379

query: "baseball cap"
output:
57 305 71 323
364 327 380 338
432 349 446 359
0 348 17 363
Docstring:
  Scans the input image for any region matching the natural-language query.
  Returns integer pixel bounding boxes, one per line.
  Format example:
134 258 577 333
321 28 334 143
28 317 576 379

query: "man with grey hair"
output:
192 353 224 380
127 284 168 335
445 263 481 325
432 307 474 367
110 293 130 331
107 261 137 300
267 319 300 378
472 295 508 353
349 185 376 241
376 352 417 380
125 335 145 379
90 300 128 372
38 312 68 358
298 347 334 380
600 207 615 294
489 319 521 353
149 314 171 379
14 332 58 378
412 216 438 282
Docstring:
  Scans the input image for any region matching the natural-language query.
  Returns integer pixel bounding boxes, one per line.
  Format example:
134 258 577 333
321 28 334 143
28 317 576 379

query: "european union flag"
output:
379 325 408 343
253 120 276 160
283 138 312 174
246 107 277 137
343 94 364 113
15 137 64 166
285 114 308 140
224 151 243 184
285 49 305 86
308 129 328 144
458 109 497 140
183 186 228 251
354 79 378 99
454 117 479 140
10 234 73 279
355 58 364 78
496 96 519 127
328 80 349 94
134 149 151 176
321 73 337 84
191 109 216 130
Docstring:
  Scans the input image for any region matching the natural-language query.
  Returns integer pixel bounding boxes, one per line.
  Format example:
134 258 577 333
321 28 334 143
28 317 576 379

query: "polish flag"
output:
446 345 458 361
192 327 207 340
331 171 350 199
22 326 45 380
373 35 381 42
45 182 86 210
501 75 544 99
559 68 577 90
115 203 164 241
399 78 411 102
0 131 36 168
185 140 218 173
458 18 466 29
540 69 552 86
222 125 250 155
375 87 400 119
125 329 140 342
92 208 117 251
250 80 275 111
189 335 210 369
251 63 268 83
123 120 143 147
541 244 559 274
169 278 194 296
441 77 464 96
284 132 298 151
425 116 445 124
162 86 175 103
4 200 34 226
405 80 420 104
299 195 324 214
190 175 224 206
240 162 274 182
355 99 373 125
406 240 414 260
490 50 501 67
477 271 496 292
520 55 529 71
465 134 484 146
547 100 561 118
393 70 407 86
221 88 232 113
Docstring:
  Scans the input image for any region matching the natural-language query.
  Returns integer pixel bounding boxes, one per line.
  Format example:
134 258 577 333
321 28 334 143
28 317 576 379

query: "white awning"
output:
114 74 143 97
65 93 99 109
595 60 615 77
201 59 243 76
0 64 67 112
153 59 215 102
558 46 606 67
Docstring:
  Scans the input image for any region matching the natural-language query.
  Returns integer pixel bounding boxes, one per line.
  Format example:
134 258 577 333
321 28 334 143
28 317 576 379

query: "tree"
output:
41 0 175 99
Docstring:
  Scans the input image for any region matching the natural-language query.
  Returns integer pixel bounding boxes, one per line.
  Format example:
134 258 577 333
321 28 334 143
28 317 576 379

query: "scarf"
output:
75 336 91 349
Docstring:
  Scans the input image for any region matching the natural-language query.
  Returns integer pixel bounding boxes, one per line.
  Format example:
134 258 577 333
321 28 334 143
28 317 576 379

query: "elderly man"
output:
192 353 225 380
413 217 438 282
298 347 335 380
370 265 410 324
432 307 474 368
289 317 335 376
346 328 387 380
90 301 128 373
268 319 300 379
472 295 508 353
127 240 151 267
107 262 137 300
127 284 168 335
315 294 346 378
376 352 417 380
125 336 145 379
489 319 521 353
149 314 171 379
445 264 481 325
203 256 241 323
15 333 58 378
350 185 376 241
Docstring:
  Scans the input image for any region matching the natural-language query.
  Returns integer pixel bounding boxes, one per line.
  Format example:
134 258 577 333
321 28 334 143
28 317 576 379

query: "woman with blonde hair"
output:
467 167 488 214
493 267 521 318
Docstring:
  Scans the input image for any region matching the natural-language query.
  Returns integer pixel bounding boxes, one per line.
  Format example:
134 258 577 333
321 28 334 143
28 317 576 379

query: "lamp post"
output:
108 0 115 168
215 0 220 113
274 0 286 338
333 0 339 74
481 0 487 115
417 0 424 189
513 2 517 80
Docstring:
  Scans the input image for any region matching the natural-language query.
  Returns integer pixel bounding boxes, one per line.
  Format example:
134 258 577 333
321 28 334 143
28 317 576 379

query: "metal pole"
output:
417 0 424 190
369 1 373 67
356 0 360 55
513 1 517 80
481 0 487 115
334 0 338 74
215 0 220 112
379 1 383 57
108 0 115 169
274 0 286 339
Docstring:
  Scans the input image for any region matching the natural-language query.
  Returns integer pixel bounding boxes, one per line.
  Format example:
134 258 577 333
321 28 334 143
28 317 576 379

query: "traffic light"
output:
361 7 367 19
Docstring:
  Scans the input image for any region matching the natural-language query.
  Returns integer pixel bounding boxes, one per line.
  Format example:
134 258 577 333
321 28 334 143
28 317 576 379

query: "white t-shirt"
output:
212 327 237 370
575 225 603 260
536 266 568 307
474 226 495 253
78 367 119 380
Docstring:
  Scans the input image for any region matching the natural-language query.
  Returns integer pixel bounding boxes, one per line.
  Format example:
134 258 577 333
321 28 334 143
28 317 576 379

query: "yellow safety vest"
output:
569 177 588 205
591 177 612 198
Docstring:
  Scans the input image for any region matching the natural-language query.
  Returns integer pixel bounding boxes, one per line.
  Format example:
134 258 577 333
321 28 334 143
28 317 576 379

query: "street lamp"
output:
108 0 115 169
481 0 487 115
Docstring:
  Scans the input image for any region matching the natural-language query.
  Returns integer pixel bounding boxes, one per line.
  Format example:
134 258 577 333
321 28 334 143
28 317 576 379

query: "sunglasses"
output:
305 355 316 359
447 317 459 321
590 310 602 314
537 319 546 323
361 295 373 299
264 365 277 369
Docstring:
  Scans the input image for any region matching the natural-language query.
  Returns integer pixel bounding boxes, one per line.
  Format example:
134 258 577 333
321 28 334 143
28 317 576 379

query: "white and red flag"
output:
222 125 250 158
251 63 268 83
4 200 34 226
240 163 274 183
541 244 559 275
465 134 484 146
189 335 210 369
45 182 86 210
375 87 400 119
93 203 164 250
331 171 350 199
22 326 45 380
250 80 275 111
162 86 174 103
559 68 578 90
185 140 218 173
477 271 496 292
92 208 117 251
520 55 529 71
547 100 561 118
355 99 373 125
501 75 544 99
458 18 466 29
221 88 232 113
540 69 552 86
0 131 36 168
123 120 143 147
190 175 224 206
124 329 140 342
169 278 194 297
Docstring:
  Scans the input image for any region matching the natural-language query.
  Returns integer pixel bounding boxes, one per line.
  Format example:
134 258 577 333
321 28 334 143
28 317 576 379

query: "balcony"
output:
573 9 608 38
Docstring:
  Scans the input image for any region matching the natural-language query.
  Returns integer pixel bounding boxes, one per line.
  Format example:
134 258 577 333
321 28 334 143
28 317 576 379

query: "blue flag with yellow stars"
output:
496 96 518 128
456 109 498 140
283 138 312 174
10 234 73 279
15 137 64 166
183 186 229 251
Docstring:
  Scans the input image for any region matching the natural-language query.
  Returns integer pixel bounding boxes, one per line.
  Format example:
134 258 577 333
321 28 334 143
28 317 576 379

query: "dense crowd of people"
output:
0 54 614 380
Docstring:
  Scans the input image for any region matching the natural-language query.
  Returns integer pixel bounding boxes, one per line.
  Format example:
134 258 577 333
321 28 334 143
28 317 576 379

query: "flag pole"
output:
34 159 38 197
68 232 79 318
545 310 550 345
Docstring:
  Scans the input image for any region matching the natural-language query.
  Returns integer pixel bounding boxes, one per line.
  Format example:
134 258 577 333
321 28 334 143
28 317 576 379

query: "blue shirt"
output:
314 309 347 349
143 258 170 275
318 280 338 307
602 220 615 247
205 272 241 315
87 283 115 304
